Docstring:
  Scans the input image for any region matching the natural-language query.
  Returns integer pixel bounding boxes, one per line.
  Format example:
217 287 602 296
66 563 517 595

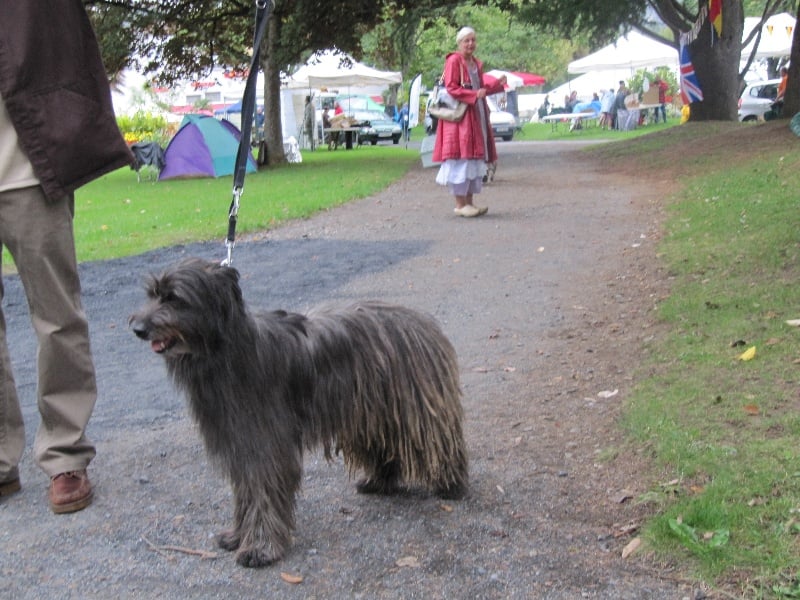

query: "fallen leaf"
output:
280 572 303 584
765 337 781 346
439 503 453 512
743 404 760 416
503 366 516 372
496 485 505 495
737 346 756 361
395 556 420 568
785 319 800 327
597 389 619 399
621 537 641 559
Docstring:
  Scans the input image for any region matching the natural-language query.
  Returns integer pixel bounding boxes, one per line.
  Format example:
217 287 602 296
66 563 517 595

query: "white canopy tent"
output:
568 30 678 74
283 50 401 90
742 12 795 60
548 69 636 104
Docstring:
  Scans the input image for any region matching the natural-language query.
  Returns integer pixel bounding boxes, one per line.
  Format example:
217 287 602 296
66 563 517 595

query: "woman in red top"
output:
432 27 505 218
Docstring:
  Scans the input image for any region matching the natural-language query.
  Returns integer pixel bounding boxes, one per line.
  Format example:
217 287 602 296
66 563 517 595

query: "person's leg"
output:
0 187 96 481
0 261 25 493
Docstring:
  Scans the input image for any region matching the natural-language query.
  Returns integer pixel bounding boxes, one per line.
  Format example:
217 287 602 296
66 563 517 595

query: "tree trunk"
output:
782 4 800 118
687 0 743 121
262 17 288 167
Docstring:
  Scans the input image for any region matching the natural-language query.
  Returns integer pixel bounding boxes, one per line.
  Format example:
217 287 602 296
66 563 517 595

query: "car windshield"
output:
352 111 391 123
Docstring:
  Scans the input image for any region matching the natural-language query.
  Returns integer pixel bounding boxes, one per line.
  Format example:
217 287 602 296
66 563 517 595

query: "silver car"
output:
738 78 781 122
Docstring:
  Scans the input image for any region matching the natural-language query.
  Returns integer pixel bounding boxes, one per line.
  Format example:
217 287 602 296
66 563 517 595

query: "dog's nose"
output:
130 319 149 340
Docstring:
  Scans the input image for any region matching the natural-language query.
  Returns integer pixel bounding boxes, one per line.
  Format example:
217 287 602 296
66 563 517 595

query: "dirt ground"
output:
1 139 707 599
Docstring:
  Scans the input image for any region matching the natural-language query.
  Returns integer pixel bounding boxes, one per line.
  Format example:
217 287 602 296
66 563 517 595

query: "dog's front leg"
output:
216 482 245 552
231 457 302 568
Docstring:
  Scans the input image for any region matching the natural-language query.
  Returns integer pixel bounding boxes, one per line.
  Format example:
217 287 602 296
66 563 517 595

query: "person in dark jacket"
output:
0 0 134 513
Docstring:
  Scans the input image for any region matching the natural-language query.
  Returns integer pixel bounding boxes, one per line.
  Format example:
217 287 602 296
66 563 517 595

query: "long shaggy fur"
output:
130 258 468 568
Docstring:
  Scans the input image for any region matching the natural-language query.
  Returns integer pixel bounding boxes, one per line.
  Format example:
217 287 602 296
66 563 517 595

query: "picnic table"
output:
324 127 360 150
540 112 598 132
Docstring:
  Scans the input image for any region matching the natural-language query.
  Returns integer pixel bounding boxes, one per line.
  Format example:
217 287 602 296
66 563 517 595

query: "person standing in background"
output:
0 0 133 513
432 26 505 218
303 95 316 151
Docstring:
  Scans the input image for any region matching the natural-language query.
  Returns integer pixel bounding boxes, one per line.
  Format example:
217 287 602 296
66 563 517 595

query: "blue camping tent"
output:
159 114 257 180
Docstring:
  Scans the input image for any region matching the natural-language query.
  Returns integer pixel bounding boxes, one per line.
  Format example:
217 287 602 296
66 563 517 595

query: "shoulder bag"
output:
428 66 467 123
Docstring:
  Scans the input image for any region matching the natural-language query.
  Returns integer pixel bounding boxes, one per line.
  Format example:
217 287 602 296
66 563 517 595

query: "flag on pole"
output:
679 43 704 104
407 73 422 128
708 0 722 36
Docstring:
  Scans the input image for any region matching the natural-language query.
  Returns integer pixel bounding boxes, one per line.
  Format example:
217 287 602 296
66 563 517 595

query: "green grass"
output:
585 122 800 597
70 145 418 263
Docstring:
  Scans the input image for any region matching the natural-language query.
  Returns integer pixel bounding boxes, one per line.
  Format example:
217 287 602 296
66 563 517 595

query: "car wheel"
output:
392 136 400 144
742 115 757 122
371 140 378 146
502 135 513 142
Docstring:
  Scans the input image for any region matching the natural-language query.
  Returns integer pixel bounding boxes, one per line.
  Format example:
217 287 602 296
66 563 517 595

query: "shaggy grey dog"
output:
130 258 468 568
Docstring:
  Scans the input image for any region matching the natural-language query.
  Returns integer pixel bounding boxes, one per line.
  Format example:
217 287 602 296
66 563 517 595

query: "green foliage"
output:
116 111 172 146
628 66 679 98
362 4 590 95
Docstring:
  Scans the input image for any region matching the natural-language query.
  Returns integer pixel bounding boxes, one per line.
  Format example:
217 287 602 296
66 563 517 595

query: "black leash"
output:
224 0 273 266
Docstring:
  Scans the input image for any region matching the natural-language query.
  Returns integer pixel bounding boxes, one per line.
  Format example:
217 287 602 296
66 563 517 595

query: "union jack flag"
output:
680 43 704 104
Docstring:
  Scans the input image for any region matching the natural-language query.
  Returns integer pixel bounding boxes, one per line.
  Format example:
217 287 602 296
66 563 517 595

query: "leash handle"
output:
224 0 272 266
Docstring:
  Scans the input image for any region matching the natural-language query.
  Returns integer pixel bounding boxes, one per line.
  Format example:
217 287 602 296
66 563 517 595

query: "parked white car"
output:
738 78 781 121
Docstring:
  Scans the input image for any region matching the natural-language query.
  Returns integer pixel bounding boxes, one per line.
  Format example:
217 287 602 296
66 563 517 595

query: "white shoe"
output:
454 205 481 217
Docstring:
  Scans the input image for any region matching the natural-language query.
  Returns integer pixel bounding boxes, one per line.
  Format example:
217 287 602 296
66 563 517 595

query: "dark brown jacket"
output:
0 0 133 200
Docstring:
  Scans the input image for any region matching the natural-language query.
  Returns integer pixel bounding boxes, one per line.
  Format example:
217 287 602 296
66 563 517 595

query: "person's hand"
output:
498 75 507 86
476 88 486 99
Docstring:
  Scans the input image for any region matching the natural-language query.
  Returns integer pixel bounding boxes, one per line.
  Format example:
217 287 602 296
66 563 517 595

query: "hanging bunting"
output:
682 5 708 46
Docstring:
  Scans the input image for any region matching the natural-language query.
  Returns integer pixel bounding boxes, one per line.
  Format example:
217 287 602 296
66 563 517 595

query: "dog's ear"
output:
213 264 245 312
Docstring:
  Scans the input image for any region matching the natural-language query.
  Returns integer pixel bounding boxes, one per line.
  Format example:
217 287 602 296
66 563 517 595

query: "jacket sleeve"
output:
482 71 506 96
444 55 478 105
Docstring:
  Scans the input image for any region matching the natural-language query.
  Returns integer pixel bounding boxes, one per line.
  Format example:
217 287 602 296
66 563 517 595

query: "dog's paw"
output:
235 546 281 568
435 482 468 500
217 529 241 552
356 477 399 495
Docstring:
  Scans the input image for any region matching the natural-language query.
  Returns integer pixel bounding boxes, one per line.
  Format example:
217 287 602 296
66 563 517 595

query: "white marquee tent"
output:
568 30 678 75
742 12 795 60
283 50 401 90
547 69 636 104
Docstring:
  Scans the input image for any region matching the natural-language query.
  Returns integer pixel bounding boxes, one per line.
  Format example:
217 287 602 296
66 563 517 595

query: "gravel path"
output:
0 140 697 599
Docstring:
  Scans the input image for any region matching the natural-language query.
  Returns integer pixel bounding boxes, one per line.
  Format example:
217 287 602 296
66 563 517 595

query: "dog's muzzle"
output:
130 318 177 354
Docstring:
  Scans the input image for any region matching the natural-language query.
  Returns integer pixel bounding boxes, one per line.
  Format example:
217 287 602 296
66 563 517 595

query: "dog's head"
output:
129 258 246 357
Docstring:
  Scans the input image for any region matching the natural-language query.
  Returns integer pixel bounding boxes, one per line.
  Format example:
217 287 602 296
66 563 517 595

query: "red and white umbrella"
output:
485 69 545 90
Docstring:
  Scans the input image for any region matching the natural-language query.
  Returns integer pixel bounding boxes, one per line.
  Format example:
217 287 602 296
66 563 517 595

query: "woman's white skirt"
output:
435 158 487 195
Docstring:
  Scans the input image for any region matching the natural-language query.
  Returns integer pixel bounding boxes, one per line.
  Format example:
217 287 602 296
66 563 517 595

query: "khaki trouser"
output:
0 185 96 481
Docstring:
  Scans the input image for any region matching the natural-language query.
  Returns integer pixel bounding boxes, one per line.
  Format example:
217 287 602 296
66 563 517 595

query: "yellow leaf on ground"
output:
738 346 756 361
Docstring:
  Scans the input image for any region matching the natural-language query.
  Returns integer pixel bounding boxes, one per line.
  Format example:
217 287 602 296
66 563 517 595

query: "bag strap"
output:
439 63 466 88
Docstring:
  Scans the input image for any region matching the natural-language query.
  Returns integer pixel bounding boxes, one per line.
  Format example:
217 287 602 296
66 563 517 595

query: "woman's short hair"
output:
456 27 475 44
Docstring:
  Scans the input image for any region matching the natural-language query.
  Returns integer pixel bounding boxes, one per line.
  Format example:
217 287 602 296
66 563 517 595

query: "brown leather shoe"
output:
0 477 21 497
49 470 93 514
